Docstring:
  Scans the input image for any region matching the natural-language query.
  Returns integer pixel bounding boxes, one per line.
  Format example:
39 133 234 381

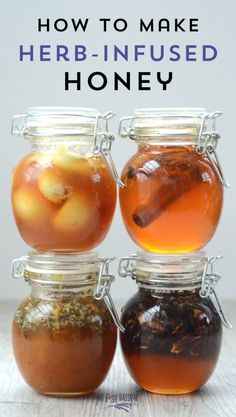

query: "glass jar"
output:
11 252 123 397
119 108 228 253
119 252 231 395
11 107 121 252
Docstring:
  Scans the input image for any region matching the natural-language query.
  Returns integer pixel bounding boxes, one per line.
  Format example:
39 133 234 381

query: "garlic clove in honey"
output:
54 193 95 232
13 188 50 222
52 153 91 176
38 169 72 203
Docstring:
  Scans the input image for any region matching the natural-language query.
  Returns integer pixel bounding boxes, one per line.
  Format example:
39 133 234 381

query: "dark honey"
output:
120 288 222 394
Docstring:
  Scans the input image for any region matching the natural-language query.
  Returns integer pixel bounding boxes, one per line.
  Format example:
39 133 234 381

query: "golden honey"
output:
11 107 118 252
120 145 223 253
119 108 225 253
12 151 116 251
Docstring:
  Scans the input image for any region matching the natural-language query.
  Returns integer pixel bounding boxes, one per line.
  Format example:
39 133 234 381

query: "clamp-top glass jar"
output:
12 252 123 397
11 107 121 252
119 252 231 395
119 108 228 253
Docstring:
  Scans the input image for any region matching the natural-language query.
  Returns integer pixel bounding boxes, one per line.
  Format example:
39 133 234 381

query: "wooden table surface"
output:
0 300 236 417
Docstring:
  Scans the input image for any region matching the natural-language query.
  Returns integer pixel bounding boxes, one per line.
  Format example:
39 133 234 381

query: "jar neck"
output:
31 137 93 155
30 280 96 301
138 286 200 299
26 266 99 300
137 143 197 153
135 270 203 293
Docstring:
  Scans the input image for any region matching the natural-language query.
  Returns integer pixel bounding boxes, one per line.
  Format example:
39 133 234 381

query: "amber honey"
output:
120 146 223 253
12 322 116 396
12 150 116 251
122 353 218 395
12 292 117 396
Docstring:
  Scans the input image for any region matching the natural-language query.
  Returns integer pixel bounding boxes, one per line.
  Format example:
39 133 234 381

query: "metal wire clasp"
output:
197 111 230 188
92 111 124 188
119 116 136 139
12 257 28 280
11 115 28 136
118 255 137 278
94 258 125 332
200 256 232 329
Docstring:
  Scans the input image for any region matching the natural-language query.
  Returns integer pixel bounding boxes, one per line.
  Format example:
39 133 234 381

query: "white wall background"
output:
0 0 235 301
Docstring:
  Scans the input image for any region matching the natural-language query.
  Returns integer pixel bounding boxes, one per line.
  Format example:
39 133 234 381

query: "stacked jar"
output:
10 107 124 396
118 108 231 394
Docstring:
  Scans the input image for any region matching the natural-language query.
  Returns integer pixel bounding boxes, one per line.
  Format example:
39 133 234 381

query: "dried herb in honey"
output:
14 293 113 335
121 288 222 360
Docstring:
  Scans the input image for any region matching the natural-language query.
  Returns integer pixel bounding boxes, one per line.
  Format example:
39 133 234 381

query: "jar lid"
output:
134 251 207 274
22 251 101 275
11 251 110 282
11 107 113 139
119 251 208 291
119 107 222 146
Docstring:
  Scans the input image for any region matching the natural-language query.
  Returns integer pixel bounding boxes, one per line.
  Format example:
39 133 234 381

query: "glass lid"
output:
11 107 110 138
119 107 222 146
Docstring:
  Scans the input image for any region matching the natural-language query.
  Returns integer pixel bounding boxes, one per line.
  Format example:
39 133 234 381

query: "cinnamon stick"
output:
132 162 202 228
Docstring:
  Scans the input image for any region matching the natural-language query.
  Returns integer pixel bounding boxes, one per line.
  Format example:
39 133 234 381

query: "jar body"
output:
120 145 223 253
120 287 222 394
12 143 116 251
12 291 117 396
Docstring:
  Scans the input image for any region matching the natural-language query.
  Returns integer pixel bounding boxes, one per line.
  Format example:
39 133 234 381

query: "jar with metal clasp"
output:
119 108 229 253
11 107 123 252
118 251 231 394
11 252 124 397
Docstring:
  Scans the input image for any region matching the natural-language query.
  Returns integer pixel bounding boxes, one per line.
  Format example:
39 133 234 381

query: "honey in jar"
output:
119 252 231 395
11 252 123 396
119 108 227 253
11 107 119 252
